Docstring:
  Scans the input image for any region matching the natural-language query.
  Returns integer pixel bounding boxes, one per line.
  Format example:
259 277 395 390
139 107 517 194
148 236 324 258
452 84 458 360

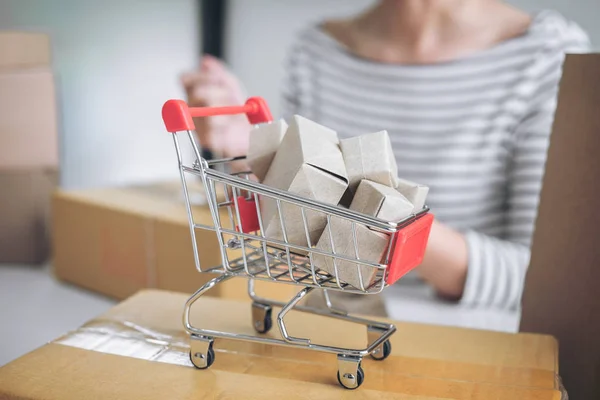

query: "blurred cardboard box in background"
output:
0 68 58 168
0 31 58 265
52 181 299 302
0 170 57 264
0 32 51 69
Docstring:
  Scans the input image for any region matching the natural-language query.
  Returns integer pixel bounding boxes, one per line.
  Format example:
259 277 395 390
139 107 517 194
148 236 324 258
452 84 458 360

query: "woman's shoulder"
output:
287 22 341 53
283 22 348 71
529 10 591 53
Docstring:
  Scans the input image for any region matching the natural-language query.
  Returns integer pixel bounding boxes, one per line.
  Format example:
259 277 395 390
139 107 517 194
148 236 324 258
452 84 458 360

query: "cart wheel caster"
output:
252 302 273 334
337 363 364 390
189 335 215 369
370 340 392 361
337 355 364 390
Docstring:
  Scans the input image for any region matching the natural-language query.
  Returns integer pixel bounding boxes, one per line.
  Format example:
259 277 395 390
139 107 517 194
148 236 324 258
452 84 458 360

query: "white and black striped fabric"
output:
280 10 590 309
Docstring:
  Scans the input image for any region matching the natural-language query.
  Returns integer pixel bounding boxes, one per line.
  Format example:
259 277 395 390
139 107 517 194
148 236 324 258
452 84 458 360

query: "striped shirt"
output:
280 10 590 310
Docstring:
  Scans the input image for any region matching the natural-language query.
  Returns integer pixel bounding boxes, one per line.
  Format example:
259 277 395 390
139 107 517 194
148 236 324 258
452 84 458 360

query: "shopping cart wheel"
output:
370 340 392 361
337 355 364 390
337 363 364 390
189 335 215 369
252 302 273 334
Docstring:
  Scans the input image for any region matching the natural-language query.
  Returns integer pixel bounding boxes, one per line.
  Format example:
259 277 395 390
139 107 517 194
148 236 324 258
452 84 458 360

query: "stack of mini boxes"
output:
247 115 428 289
0 32 58 264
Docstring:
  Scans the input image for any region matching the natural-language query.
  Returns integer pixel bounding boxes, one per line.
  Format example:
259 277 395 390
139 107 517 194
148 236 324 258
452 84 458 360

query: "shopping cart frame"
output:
162 98 433 389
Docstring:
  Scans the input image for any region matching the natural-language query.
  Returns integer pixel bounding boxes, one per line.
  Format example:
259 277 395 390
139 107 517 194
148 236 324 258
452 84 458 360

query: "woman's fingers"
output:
180 55 251 157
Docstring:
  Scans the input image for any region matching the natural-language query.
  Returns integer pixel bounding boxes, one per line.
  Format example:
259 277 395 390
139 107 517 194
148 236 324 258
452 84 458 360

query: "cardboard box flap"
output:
0 289 563 399
520 54 600 400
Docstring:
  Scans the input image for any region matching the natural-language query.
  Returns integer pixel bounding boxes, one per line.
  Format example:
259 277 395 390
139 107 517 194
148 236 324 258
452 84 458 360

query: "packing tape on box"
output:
55 319 194 367
53 317 567 399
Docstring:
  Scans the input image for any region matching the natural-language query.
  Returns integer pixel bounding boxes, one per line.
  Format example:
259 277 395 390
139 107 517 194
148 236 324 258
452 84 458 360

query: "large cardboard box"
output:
520 54 600 400
0 68 58 168
0 31 58 265
0 169 57 263
0 31 51 69
0 289 564 399
52 181 299 302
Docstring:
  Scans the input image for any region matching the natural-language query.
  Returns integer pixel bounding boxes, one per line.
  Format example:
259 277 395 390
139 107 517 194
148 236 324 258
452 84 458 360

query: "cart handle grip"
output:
162 97 273 133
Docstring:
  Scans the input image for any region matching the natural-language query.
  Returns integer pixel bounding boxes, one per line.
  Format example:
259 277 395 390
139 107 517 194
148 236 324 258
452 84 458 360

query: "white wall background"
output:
226 0 600 119
0 0 198 189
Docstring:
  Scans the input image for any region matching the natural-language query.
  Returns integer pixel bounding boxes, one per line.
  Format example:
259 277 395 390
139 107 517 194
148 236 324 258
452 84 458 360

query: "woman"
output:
182 0 590 310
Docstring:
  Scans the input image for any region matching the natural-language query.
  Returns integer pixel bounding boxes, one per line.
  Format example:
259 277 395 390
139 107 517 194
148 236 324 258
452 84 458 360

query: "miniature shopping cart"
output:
161 97 433 389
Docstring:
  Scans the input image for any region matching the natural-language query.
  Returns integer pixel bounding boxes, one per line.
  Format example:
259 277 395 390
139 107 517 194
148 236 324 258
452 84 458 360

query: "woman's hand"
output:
181 55 252 159
415 219 468 300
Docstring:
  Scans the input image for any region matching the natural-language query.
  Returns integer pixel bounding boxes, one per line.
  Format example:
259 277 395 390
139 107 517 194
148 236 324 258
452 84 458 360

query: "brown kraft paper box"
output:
0 31 58 264
260 115 348 249
0 68 58 169
520 54 600 400
313 179 414 289
52 181 299 302
247 119 288 181
0 289 564 399
350 180 414 221
395 177 429 212
340 130 398 193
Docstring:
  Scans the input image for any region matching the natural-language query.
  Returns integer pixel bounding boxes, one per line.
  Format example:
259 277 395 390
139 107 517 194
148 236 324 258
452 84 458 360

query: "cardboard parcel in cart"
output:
250 119 433 290
314 180 416 289
260 115 349 249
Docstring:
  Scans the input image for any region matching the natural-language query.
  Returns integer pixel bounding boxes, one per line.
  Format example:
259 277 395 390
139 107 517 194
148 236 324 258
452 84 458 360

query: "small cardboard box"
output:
0 289 564 399
0 31 51 68
313 179 415 289
247 119 288 181
351 179 414 221
261 116 348 248
340 130 398 193
395 177 429 212
0 169 57 264
0 68 59 169
313 218 388 289
520 54 600 400
52 181 298 302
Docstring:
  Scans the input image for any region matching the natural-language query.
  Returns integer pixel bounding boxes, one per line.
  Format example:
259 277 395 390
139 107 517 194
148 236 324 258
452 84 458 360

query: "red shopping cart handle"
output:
162 97 273 133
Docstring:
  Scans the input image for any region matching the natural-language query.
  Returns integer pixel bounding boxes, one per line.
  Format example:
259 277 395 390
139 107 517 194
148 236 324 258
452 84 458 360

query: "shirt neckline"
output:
311 11 547 68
